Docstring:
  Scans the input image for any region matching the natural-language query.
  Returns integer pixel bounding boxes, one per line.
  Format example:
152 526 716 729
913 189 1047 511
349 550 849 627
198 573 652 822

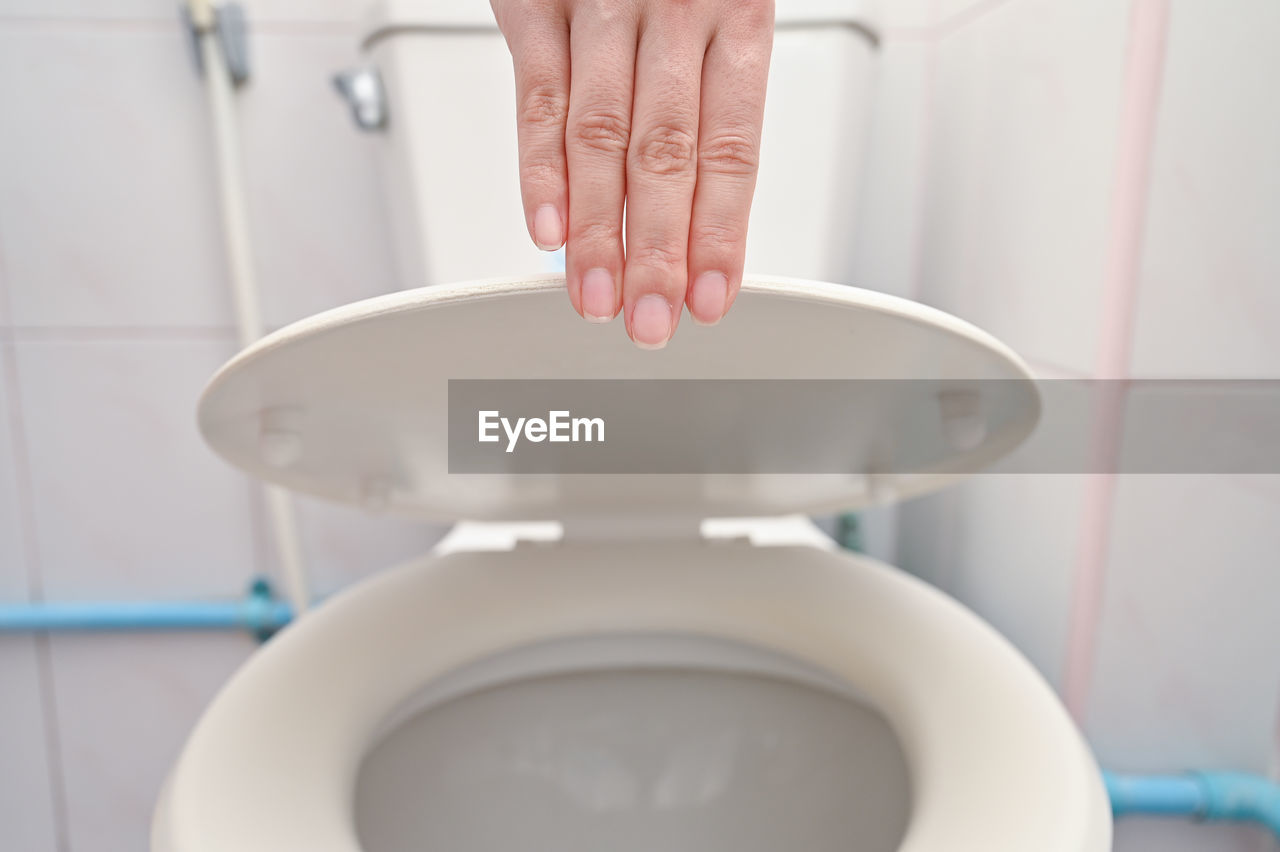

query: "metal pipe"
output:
187 0 311 617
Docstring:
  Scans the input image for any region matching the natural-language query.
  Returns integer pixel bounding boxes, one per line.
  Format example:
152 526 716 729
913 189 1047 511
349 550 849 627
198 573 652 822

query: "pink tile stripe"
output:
1061 0 1171 721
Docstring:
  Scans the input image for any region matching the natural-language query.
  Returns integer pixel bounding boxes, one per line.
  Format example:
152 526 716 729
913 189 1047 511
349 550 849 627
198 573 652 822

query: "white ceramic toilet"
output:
153 3 1112 851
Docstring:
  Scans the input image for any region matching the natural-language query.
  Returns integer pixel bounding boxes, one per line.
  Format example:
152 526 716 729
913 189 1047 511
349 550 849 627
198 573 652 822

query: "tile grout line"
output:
31 636 71 852
899 0 958 595
882 0 1019 42
898 0 1020 309
934 0 1019 40
0 16 362 36
1061 0 1171 722
1273 688 1280 782
245 476 275 601
903 0 940 304
7 325 239 343
1025 356 1093 380
0 240 72 852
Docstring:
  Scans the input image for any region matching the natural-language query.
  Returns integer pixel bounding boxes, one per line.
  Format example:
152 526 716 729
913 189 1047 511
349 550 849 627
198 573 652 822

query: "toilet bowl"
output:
153 277 1112 851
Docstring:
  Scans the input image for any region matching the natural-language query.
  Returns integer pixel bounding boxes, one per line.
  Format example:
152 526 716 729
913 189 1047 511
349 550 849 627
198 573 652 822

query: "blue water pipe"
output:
0 577 293 642
4 582 1280 839
1104 770 1280 840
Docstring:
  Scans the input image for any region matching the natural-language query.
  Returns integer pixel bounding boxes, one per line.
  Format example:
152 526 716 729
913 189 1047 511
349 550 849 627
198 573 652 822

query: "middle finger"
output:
622 10 710 349
564 5 640 322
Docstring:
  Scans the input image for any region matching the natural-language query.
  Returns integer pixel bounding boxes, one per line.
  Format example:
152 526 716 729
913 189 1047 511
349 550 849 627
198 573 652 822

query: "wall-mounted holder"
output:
333 66 388 131
182 1 250 86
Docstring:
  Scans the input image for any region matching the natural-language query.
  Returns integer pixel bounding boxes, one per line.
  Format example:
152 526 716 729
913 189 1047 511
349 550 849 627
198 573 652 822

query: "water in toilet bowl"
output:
355 664 911 852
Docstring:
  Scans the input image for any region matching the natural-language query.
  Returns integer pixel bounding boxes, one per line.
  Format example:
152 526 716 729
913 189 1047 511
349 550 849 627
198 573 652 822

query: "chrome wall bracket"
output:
182 2 251 86
333 66 389 131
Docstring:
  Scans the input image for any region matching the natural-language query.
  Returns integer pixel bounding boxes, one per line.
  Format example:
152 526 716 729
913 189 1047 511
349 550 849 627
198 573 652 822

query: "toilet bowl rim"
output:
155 543 1111 852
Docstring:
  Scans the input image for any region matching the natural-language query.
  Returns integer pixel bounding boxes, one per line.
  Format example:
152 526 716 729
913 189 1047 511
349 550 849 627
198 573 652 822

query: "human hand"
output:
490 0 774 348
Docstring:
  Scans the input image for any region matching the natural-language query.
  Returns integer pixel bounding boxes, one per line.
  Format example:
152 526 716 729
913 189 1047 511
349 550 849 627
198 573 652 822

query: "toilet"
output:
152 3 1112 851
153 276 1111 852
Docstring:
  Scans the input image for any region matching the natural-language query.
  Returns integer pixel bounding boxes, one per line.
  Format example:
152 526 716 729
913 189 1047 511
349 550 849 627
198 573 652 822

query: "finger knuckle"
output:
571 219 623 245
519 156 563 188
570 108 631 156
690 220 745 251
698 132 759 177
518 84 568 130
571 0 634 27
729 0 775 33
630 124 698 178
628 238 686 271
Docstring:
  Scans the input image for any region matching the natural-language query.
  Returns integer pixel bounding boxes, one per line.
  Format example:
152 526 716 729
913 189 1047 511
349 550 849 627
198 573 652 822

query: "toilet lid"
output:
198 275 1039 522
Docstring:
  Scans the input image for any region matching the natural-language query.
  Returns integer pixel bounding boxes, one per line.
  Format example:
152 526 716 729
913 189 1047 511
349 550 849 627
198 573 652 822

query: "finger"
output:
686 9 772 325
563 7 639 321
622 15 709 349
501 4 571 251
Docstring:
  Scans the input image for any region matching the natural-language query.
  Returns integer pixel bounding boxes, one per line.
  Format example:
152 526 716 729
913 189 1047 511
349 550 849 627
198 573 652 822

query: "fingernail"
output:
581 268 615 322
631 294 673 350
689 271 729 325
533 204 563 250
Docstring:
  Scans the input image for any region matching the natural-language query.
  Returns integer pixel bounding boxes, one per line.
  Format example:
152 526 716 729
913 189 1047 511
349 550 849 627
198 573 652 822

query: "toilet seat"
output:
154 536 1109 852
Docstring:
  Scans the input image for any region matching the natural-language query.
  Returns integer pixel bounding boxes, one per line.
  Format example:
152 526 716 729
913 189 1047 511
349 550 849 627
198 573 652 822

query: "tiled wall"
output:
0 1 1277 850
879 2 1280 851
0 3 442 849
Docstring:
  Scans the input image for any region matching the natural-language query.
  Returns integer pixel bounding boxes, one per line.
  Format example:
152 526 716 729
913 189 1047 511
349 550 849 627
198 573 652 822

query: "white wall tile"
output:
1129 1 1280 378
240 33 400 329
894 488 957 590
0 1 176 20
0 636 61 852
917 0 1132 373
1085 474 1280 774
49 633 252 852
877 0 938 31
14 340 256 599
929 0 991 26
0 0 368 24
0 25 234 329
897 474 1086 689
1114 818 1278 852
0 343 60 852
286 494 445 596
0 348 30 590
0 24 396 332
851 39 931 300
879 0 1013 32
857 503 901 566
241 0 370 24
